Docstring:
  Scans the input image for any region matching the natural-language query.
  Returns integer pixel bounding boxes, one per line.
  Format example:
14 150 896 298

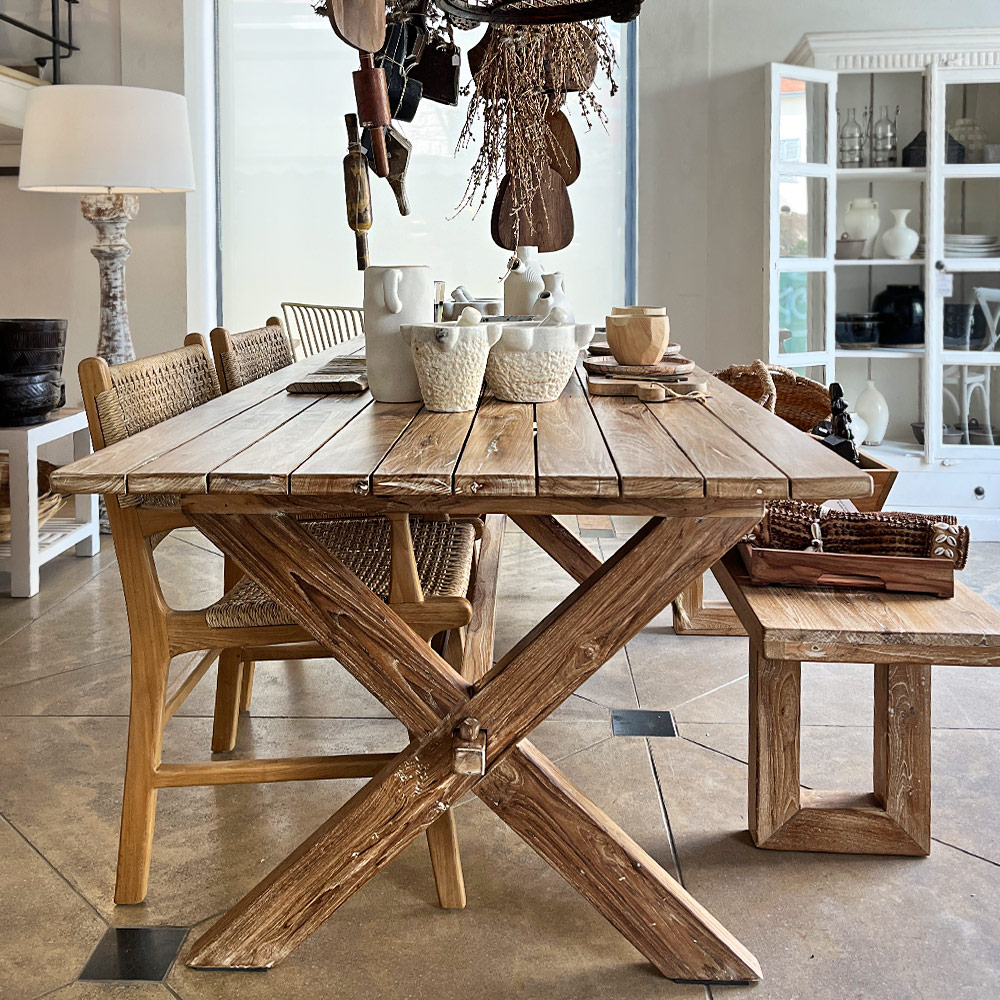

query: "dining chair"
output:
281 302 364 358
80 335 479 907
943 286 1000 445
209 318 293 392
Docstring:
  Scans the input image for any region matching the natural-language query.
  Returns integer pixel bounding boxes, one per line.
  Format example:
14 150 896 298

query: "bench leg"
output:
748 644 932 857
672 574 746 636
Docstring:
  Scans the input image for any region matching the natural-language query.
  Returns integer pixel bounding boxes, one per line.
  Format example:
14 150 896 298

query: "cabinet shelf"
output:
836 167 926 181
834 258 924 267
941 164 1000 180
835 348 925 359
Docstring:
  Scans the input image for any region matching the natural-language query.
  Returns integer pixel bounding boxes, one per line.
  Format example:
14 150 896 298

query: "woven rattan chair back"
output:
767 365 832 431
281 302 363 358
210 319 293 393
713 360 777 413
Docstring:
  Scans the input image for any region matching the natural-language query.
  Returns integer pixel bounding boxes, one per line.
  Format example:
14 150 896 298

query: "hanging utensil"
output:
343 114 373 269
354 52 391 177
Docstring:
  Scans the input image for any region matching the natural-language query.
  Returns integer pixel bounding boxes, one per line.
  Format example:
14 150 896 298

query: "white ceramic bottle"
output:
530 272 575 322
843 198 880 258
363 265 431 402
855 379 889 446
882 209 919 260
503 246 544 316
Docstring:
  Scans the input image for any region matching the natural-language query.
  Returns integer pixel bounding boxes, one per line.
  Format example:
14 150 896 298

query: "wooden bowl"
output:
605 313 670 366
611 306 667 317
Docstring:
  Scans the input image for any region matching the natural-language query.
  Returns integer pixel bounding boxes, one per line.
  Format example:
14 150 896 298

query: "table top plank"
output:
587 392 703 498
453 394 535 497
210 392 374 494
536 371 619 498
50 347 348 496
291 401 422 495
371 407 478 495
647 396 788 500
129 391 319 494
700 371 873 502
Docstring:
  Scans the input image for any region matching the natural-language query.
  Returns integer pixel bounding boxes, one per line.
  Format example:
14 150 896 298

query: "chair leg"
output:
115 638 170 904
239 660 256 711
211 649 244 752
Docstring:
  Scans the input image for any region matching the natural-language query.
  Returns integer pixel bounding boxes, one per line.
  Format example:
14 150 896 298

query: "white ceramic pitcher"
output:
363 265 432 402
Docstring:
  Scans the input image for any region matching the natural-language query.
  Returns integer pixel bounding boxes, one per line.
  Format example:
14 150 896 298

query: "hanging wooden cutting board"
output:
326 0 386 53
545 110 581 185
491 165 574 252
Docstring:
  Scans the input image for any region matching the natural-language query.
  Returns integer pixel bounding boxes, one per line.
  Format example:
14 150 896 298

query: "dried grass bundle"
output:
456 20 616 236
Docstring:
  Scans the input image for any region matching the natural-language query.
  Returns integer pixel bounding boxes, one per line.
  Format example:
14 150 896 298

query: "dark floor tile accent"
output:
79 926 188 982
611 709 677 737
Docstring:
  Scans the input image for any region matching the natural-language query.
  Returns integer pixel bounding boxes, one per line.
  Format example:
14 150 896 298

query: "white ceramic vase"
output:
530 272 575 322
503 245 544 316
401 314 502 412
363 265 432 403
882 208 919 260
843 198 880 258
855 379 889 446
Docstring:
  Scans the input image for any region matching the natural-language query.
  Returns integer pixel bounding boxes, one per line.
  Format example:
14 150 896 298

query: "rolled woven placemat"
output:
758 500 970 569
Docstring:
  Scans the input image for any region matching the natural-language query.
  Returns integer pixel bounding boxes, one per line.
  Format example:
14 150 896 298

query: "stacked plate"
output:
917 233 1000 258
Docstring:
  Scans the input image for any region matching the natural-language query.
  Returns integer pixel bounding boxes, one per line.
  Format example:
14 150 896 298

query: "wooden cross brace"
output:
182 505 763 983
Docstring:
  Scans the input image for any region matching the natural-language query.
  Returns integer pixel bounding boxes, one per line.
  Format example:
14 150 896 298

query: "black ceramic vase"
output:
0 319 68 426
872 285 925 347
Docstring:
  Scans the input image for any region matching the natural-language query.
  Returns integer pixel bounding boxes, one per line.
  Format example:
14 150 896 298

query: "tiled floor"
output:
1 520 998 999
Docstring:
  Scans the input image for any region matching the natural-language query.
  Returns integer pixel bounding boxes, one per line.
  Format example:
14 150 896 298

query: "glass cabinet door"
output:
927 64 1000 458
766 64 838 380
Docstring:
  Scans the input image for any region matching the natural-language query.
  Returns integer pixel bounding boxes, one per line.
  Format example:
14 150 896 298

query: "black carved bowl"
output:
0 372 66 427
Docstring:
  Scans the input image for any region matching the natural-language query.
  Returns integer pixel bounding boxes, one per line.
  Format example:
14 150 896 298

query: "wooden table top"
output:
52 344 873 513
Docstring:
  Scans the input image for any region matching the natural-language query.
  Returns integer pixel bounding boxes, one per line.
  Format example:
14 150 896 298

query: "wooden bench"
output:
714 549 1000 856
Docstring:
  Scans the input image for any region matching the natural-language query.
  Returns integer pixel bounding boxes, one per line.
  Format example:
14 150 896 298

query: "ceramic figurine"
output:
503 245 545 315
843 198 880 258
486 307 593 403
882 208 919 260
363 265 432 402
530 272 575 322
401 307 502 412
855 379 889 446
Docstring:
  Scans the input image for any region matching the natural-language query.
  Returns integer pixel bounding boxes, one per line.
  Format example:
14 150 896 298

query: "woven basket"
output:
712 360 777 413
759 500 970 569
0 453 66 543
768 366 832 431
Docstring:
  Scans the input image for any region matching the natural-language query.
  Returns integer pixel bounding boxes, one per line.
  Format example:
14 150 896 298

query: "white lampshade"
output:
18 85 195 193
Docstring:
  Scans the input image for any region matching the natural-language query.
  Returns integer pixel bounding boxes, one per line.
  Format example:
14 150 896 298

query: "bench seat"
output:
713 549 1000 856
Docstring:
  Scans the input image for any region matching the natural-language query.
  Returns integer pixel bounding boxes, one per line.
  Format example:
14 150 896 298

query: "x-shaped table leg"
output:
183 507 762 982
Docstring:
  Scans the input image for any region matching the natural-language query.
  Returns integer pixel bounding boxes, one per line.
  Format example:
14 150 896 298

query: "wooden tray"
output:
737 541 954 598
589 340 682 359
583 355 695 377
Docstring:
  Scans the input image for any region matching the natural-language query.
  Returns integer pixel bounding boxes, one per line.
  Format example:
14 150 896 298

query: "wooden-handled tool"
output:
354 53 391 178
343 114 373 270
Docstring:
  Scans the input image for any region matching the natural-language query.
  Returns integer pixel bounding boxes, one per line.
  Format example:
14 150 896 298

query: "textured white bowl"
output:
401 322 501 412
485 322 595 403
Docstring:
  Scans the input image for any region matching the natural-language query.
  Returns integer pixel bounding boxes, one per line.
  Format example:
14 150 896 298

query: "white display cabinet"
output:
767 31 1000 538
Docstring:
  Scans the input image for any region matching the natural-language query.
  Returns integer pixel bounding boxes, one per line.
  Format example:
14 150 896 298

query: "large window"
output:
217 0 629 330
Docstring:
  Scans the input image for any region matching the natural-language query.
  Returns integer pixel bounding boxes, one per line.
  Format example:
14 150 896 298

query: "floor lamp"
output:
18 85 195 365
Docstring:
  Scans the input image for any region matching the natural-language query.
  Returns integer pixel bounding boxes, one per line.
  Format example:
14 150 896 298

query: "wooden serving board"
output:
737 541 954 598
326 0 386 53
491 166 574 252
589 340 681 359
587 375 708 402
583 355 696 377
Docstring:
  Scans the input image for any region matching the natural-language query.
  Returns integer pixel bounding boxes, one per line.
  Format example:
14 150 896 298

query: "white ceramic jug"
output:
882 209 919 260
530 272 575 322
503 246 544 316
843 198 880 258
363 265 432 402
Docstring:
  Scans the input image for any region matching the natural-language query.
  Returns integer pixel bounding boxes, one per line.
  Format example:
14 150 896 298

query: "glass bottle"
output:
872 105 898 168
839 108 864 169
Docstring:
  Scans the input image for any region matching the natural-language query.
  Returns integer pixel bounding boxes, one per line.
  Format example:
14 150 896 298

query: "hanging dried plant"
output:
455 20 617 239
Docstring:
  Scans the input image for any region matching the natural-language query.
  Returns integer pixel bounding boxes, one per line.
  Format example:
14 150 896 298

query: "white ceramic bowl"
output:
401 321 501 412
485 320 595 403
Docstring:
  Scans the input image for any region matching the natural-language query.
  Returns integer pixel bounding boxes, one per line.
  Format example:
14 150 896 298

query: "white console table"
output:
0 409 100 597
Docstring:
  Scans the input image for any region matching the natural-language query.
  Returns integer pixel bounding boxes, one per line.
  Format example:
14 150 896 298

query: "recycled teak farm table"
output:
52 347 872 983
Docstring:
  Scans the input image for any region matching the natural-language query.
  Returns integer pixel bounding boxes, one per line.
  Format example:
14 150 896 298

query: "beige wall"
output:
637 0 1000 374
0 0 186 405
